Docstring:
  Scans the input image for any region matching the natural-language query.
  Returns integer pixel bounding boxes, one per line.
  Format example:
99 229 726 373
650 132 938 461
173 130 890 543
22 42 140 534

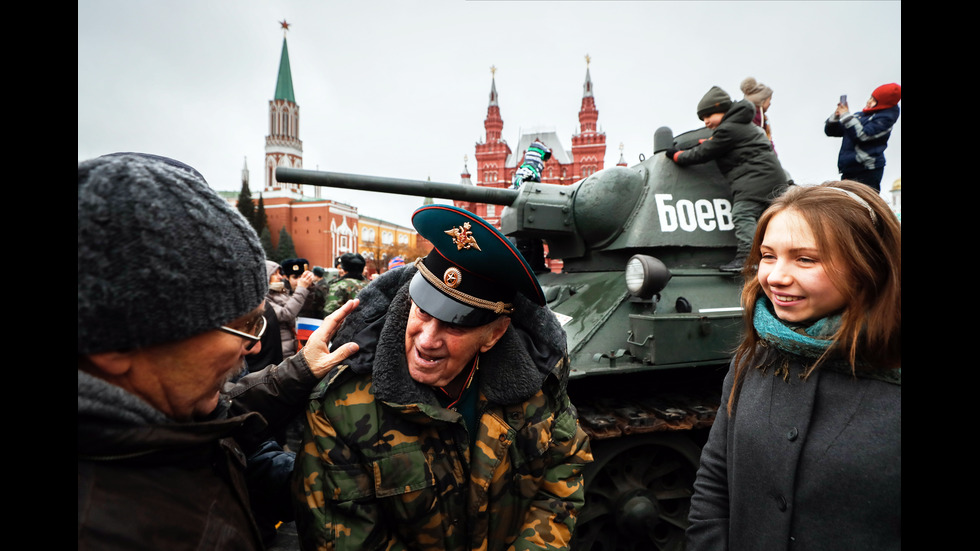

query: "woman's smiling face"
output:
757 209 848 325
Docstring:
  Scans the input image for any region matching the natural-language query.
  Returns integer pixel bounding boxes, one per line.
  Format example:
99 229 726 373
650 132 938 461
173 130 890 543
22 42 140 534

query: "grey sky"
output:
78 0 901 228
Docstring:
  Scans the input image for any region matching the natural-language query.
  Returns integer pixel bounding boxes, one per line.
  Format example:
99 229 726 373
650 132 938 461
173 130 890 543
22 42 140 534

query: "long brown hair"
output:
728 181 901 413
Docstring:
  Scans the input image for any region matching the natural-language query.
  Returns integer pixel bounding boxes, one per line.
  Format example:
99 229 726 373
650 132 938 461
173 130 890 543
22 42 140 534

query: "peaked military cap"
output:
410 205 545 327
281 258 309 277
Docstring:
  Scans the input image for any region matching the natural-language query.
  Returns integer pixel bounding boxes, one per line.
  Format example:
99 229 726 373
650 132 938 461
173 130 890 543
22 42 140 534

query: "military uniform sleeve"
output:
293 375 410 551
320 282 348 317
512 387 593 551
685 364 735 550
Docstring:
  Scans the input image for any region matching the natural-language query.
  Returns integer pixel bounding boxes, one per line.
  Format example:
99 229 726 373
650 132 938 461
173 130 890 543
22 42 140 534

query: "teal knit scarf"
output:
753 297 840 361
752 297 901 385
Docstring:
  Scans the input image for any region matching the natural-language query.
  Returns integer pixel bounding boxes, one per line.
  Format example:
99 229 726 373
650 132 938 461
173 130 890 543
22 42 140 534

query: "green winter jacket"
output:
293 267 592 551
675 99 788 204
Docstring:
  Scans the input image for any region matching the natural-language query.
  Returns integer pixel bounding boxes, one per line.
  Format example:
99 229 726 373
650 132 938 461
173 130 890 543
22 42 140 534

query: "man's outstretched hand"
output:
302 299 360 378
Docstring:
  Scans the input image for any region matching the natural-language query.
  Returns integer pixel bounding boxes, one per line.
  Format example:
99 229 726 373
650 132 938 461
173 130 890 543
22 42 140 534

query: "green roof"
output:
274 37 295 102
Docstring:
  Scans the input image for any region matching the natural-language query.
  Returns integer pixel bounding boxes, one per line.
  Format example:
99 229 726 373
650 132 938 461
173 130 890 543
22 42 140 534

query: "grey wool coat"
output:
686 347 901 551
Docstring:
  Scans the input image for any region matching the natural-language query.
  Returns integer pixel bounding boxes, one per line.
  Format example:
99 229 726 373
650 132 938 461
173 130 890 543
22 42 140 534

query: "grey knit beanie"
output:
696 86 733 120
740 76 773 106
78 153 268 354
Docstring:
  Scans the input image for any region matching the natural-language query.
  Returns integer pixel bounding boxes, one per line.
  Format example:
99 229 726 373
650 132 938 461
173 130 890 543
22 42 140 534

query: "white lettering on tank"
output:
714 199 734 230
655 194 734 232
655 194 678 231
694 199 715 231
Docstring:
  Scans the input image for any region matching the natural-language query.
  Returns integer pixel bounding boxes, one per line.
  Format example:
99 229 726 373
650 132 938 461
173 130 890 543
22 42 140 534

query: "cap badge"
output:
443 267 462 288
445 222 481 251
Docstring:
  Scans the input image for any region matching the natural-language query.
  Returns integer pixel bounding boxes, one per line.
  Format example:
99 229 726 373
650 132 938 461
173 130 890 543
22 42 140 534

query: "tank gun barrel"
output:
275 167 519 206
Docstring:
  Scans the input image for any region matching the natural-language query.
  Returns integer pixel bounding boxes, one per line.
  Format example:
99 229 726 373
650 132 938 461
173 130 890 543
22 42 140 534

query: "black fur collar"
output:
331 266 567 406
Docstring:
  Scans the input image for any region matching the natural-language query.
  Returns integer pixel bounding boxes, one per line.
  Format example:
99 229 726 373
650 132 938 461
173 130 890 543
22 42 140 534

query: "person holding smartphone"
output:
824 83 901 192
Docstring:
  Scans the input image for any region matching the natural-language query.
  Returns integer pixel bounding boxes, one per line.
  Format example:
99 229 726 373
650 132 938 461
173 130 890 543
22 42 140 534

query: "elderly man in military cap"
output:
293 205 593 551
77 153 359 550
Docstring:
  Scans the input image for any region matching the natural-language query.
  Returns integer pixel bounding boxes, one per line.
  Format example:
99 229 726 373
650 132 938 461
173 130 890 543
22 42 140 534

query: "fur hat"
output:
697 86 733 120
740 77 773 106
280 258 309 277
78 153 268 354
340 253 366 275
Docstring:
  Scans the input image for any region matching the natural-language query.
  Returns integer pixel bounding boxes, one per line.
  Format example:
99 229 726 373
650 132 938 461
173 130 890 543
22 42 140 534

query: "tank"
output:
276 126 744 551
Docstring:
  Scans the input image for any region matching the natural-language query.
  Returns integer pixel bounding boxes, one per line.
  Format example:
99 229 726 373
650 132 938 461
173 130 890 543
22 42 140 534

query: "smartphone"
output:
840 94 847 105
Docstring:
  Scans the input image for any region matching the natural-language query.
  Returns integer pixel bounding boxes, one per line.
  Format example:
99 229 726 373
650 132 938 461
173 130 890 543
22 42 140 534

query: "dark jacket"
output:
293 266 593 551
78 354 320 550
824 105 900 174
675 99 788 204
686 347 901 550
245 301 284 373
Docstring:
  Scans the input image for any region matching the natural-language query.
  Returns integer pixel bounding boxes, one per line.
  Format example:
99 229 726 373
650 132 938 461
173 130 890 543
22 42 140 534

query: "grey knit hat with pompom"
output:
740 76 773 106
78 153 268 354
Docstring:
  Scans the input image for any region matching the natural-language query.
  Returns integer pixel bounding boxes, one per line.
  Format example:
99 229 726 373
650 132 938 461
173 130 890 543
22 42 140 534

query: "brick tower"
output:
264 20 303 194
571 55 606 178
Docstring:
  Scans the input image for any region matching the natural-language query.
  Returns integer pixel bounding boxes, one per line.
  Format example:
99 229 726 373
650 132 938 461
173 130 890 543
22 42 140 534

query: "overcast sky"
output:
78 0 901 229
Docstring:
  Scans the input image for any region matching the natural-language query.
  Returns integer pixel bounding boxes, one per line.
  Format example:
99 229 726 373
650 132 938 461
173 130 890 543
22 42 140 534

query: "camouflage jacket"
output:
294 267 592 551
321 276 369 316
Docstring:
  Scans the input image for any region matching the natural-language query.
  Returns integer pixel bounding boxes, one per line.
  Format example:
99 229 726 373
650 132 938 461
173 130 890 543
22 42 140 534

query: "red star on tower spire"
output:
279 19 290 33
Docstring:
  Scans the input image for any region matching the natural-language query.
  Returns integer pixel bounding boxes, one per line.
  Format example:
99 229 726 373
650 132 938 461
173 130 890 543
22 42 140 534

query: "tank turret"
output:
276 126 745 550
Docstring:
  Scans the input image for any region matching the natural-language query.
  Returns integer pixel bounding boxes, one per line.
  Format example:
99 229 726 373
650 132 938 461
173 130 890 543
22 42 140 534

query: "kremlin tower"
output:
264 20 304 194
240 21 420 274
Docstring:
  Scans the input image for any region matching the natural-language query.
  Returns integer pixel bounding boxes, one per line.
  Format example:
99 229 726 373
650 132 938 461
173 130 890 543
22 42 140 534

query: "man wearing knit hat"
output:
77 153 359 550
294 204 593 550
665 86 789 272
825 83 901 192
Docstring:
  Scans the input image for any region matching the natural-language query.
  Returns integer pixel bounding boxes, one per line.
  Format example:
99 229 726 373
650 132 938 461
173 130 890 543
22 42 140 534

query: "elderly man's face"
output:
404 301 509 388
93 305 265 421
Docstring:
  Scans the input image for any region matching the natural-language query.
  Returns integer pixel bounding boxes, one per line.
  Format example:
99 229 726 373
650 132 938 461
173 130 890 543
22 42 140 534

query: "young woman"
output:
686 181 901 550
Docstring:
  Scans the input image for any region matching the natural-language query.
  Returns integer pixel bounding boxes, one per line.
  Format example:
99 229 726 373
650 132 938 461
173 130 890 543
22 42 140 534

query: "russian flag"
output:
296 316 322 342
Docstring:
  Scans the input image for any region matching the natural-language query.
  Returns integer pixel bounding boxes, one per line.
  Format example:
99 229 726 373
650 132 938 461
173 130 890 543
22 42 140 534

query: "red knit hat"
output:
866 83 901 112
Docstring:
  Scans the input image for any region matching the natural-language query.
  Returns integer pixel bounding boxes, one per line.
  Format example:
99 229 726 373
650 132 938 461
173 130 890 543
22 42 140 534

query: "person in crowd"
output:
824 83 901 192
268 258 313 357
321 252 369 316
511 138 552 189
740 76 775 150
387 256 405 271
78 152 359 550
665 86 789 272
293 205 593 550
511 139 553 273
685 180 901 550
299 266 329 320
243 300 284 377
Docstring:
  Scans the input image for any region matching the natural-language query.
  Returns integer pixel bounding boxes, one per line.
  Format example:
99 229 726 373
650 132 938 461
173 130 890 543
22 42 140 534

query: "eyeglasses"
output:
219 314 267 351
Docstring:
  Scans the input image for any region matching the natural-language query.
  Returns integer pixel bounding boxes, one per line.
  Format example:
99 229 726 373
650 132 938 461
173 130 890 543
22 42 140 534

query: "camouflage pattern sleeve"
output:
293 371 410 551
321 279 368 317
510 393 593 551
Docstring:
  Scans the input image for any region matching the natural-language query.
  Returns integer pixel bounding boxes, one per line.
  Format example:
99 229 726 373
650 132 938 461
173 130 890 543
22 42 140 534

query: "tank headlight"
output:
625 254 672 299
